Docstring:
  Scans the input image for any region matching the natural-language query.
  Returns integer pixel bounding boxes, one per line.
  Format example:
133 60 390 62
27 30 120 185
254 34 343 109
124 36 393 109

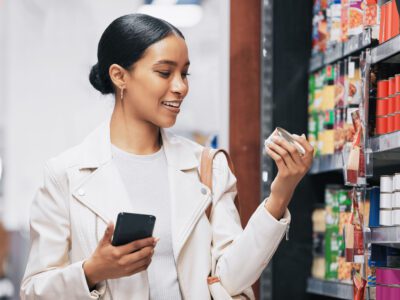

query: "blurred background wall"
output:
0 0 229 297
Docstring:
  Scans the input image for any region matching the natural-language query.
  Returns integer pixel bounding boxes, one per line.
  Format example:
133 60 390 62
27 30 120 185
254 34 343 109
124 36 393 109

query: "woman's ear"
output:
109 64 128 88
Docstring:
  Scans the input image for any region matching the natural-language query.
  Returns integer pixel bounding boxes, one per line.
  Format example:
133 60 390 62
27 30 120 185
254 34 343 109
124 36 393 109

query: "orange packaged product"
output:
380 2 388 43
349 0 364 36
392 0 400 37
386 1 393 40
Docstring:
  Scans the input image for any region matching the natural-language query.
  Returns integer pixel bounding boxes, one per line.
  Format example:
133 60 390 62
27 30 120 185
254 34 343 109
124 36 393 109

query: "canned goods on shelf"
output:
378 80 389 99
389 77 396 96
396 75 400 93
380 209 392 226
376 116 388 135
393 192 400 208
394 174 400 191
395 113 400 131
388 114 396 133
396 94 400 112
380 193 393 209
392 210 400 226
388 97 396 114
381 175 393 193
376 98 389 116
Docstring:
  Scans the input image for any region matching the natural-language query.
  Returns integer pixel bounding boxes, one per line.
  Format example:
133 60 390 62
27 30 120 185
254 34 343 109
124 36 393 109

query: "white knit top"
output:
111 144 182 300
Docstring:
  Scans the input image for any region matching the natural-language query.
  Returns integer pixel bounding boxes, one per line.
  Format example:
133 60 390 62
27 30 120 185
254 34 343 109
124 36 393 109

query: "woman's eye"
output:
157 71 171 78
182 72 190 79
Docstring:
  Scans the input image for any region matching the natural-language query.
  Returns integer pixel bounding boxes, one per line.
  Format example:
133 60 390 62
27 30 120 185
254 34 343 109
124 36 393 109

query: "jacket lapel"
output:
71 161 134 225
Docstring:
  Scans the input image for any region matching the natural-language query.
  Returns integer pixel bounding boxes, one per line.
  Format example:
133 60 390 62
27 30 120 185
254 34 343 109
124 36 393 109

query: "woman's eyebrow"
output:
153 60 190 67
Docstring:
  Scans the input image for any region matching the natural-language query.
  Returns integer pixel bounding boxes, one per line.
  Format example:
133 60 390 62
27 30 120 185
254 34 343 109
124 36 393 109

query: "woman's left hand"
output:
264 134 314 218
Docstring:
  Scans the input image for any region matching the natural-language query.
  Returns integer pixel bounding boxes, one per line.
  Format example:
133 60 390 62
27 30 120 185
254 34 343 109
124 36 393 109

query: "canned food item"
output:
384 1 392 41
377 80 389 98
394 173 400 191
396 94 400 112
388 114 396 133
380 209 392 226
396 113 400 131
389 77 396 96
380 193 393 209
392 210 400 225
396 74 400 93
381 175 393 193
376 98 389 116
376 116 388 135
388 97 396 114
265 127 306 156
393 192 400 208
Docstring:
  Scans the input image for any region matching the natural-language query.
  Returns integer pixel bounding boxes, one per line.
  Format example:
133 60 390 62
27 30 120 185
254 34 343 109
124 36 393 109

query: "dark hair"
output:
89 14 185 94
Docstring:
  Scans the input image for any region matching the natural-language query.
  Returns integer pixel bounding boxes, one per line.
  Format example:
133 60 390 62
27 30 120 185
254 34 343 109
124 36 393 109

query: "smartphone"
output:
112 212 156 246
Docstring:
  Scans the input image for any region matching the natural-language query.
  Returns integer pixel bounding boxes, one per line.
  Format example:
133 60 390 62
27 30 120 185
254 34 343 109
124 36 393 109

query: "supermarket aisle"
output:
307 0 400 300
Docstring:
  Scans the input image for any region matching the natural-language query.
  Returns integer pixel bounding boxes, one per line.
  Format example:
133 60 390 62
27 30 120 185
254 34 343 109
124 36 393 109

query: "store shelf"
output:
370 226 400 249
309 31 372 73
309 52 324 73
343 30 372 57
370 35 400 64
306 278 352 299
370 131 400 153
309 152 343 174
325 43 344 65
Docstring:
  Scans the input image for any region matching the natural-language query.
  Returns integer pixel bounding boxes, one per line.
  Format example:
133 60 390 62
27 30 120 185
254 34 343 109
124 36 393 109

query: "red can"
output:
377 98 389 116
396 74 400 93
392 0 400 38
376 116 388 135
389 77 396 96
388 114 396 133
395 113 400 131
378 80 389 98
386 1 393 41
388 96 396 114
396 94 400 112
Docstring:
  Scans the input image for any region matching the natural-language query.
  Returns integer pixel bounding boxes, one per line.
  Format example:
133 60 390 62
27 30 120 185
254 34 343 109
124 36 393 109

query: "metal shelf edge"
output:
370 131 400 153
309 153 343 174
370 35 400 64
306 278 353 300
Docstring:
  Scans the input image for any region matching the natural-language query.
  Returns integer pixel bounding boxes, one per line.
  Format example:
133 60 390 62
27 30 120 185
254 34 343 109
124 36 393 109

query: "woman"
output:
21 14 313 299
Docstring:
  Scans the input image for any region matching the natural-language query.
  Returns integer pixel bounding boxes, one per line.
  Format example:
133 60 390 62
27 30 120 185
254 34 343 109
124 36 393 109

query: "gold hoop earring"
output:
120 87 124 100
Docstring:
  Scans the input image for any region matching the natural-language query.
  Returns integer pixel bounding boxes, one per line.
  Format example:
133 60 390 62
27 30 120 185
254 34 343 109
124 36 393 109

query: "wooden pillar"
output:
229 0 261 298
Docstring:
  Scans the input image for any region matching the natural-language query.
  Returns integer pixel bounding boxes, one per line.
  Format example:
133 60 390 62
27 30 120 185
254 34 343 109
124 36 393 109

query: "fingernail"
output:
301 134 306 138
154 237 160 244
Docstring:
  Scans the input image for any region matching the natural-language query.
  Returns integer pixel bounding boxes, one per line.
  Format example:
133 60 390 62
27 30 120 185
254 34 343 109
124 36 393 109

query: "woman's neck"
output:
110 102 161 155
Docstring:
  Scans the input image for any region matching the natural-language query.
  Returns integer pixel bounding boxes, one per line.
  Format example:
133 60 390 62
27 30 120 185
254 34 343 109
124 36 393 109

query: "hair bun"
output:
89 63 113 94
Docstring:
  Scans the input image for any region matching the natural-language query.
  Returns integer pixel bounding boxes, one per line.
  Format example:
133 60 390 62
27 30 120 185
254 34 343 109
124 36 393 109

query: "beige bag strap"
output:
200 148 239 219
0 222 9 277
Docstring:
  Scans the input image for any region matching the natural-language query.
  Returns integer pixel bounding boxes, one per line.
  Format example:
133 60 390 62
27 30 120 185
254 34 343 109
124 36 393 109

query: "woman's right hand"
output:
83 222 158 289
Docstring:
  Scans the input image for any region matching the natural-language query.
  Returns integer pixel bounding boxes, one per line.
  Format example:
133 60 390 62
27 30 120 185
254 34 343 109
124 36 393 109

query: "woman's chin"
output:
158 117 177 128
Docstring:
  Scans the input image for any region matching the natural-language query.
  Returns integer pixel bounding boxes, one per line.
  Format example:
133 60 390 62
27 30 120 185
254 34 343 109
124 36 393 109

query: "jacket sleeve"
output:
20 162 106 299
210 153 291 296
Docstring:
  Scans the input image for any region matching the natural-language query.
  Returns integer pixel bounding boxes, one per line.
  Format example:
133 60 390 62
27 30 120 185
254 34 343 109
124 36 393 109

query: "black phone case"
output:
112 212 156 246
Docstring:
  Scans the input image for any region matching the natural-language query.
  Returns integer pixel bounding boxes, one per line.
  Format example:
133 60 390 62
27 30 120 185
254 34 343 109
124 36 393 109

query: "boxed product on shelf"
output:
312 207 326 279
347 56 362 105
349 0 364 37
342 0 350 41
328 0 343 45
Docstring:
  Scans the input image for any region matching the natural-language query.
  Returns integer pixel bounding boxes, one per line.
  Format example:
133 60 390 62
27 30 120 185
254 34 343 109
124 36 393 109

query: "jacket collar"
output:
78 119 200 171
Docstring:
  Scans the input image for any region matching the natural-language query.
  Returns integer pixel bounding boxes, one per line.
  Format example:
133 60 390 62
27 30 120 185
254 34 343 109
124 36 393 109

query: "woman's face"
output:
122 34 190 128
